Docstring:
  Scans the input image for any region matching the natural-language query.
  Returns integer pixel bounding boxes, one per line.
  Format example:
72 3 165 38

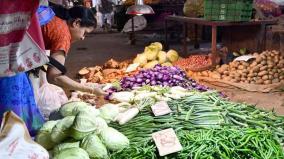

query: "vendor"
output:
42 5 106 95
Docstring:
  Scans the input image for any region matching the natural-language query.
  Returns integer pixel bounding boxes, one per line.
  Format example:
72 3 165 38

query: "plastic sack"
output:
0 1 49 77
122 16 147 33
0 111 49 159
37 71 68 120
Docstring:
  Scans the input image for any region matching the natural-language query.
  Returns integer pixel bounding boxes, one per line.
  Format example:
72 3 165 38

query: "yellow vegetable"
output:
161 62 173 67
133 53 147 66
144 60 159 69
151 42 163 51
144 45 159 61
166 49 179 62
157 51 167 64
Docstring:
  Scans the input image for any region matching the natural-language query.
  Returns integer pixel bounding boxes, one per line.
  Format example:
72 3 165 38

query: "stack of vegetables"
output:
119 65 208 91
36 101 129 159
109 91 284 158
189 50 284 84
133 42 179 69
78 59 134 84
174 53 218 72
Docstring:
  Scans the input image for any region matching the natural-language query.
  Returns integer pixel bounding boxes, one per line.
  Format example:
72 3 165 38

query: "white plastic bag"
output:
37 71 68 120
122 15 147 33
0 111 49 159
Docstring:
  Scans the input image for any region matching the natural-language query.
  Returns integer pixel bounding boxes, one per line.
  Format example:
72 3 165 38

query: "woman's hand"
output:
83 83 107 96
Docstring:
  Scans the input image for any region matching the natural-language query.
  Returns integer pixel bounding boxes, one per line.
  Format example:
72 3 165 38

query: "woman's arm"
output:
47 51 106 95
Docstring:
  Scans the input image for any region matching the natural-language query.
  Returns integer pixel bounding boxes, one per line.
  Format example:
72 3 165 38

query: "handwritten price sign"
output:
151 101 172 116
152 128 182 156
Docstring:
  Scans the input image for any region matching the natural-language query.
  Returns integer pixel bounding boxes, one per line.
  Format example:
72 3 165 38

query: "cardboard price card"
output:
152 128 183 156
151 101 172 116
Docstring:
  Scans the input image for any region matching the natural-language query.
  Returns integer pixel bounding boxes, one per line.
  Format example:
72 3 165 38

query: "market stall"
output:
1 0 284 159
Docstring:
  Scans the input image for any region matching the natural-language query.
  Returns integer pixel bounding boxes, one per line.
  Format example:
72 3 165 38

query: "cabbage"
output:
157 51 167 64
53 141 80 155
60 101 91 117
36 120 59 150
133 53 147 66
70 112 108 140
100 127 129 151
99 104 120 123
53 147 89 159
167 49 179 62
80 134 109 159
51 116 75 143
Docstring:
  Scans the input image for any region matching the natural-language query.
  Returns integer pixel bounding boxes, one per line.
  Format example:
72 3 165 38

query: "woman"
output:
42 5 106 95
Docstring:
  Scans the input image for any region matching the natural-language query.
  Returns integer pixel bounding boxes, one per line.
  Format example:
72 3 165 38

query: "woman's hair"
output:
50 3 97 27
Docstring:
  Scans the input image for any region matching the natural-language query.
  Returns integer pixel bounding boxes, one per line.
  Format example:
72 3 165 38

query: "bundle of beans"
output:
191 50 284 85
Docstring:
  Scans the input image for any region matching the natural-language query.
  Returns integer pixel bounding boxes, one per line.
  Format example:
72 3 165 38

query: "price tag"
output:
152 128 183 156
151 101 172 116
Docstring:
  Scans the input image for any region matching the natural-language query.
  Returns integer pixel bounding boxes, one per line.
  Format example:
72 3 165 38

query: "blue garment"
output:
37 5 55 26
0 73 44 136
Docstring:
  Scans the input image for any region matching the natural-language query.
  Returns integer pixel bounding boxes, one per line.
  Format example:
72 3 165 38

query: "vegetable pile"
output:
78 59 136 84
190 50 284 84
36 101 129 159
133 42 179 69
109 91 284 158
120 65 209 91
174 54 216 72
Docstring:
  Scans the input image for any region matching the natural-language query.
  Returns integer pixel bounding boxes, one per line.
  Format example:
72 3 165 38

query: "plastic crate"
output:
204 0 253 21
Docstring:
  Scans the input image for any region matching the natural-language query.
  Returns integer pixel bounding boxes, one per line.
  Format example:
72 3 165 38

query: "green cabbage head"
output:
53 147 89 159
60 101 94 117
36 120 58 150
70 112 108 140
51 116 75 143
81 133 109 159
100 127 129 151
53 141 80 155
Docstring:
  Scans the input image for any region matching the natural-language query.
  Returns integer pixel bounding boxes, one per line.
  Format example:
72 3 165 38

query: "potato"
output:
253 52 259 56
268 75 274 80
274 73 279 78
237 70 243 74
252 66 260 73
238 65 245 70
279 59 284 65
223 71 229 75
268 64 274 69
250 61 258 67
261 61 267 65
254 73 258 77
250 80 256 84
262 75 269 80
247 73 254 78
255 57 262 63
244 80 249 83
241 77 246 81
258 71 268 76
264 80 272 85
259 66 268 71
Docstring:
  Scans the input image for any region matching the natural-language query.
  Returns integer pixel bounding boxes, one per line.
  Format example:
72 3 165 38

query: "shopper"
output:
41 5 107 95
96 0 114 31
